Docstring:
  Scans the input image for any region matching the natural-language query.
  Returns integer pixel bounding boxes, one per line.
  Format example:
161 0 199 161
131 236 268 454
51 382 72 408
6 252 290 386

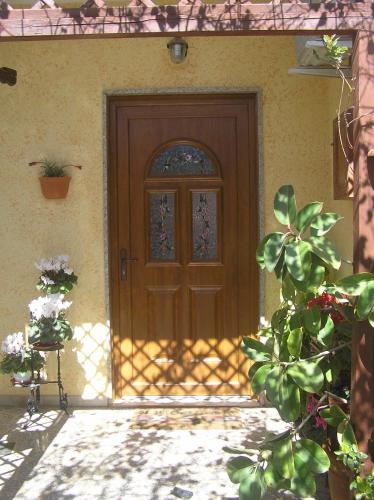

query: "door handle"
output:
120 248 138 281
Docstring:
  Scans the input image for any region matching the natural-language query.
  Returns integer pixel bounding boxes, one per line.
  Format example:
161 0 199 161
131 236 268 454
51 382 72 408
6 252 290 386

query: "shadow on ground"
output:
0 407 328 499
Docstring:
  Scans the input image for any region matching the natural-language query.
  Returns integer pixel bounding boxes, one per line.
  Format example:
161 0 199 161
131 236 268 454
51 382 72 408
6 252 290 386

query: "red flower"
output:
307 292 344 325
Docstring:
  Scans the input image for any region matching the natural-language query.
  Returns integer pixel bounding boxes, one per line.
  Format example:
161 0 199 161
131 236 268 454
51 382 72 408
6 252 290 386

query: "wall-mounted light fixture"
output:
0 67 17 86
167 38 188 64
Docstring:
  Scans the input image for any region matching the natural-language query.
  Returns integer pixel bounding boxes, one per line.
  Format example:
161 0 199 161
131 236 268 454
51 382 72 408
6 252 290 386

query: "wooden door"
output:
108 94 258 398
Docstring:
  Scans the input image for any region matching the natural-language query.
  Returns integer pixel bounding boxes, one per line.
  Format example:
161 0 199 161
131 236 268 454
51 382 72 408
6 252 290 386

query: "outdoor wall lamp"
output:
0 67 17 86
167 38 188 64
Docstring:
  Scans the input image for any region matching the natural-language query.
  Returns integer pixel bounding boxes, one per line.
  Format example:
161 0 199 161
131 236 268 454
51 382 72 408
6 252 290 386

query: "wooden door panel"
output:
109 95 259 398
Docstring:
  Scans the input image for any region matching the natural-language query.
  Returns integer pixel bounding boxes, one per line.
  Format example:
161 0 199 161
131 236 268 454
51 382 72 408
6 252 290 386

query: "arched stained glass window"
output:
149 143 218 177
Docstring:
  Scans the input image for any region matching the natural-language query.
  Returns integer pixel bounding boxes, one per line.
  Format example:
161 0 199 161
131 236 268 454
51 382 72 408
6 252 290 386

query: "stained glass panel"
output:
149 192 176 261
192 191 218 261
149 144 217 177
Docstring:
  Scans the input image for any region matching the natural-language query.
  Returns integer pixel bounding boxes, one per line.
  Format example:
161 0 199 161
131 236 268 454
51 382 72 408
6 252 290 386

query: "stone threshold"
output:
112 395 261 408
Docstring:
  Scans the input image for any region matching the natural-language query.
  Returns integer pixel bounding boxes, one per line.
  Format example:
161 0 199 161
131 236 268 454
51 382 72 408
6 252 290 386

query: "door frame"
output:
105 89 263 402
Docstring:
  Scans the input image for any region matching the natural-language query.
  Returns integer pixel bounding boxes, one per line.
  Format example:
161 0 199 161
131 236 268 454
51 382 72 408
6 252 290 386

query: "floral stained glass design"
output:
149 192 175 261
150 144 217 177
192 192 218 260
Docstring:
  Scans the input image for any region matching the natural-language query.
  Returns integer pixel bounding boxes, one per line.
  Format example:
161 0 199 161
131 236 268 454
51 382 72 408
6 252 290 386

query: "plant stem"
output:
292 390 348 437
324 391 348 405
293 393 328 436
281 341 351 367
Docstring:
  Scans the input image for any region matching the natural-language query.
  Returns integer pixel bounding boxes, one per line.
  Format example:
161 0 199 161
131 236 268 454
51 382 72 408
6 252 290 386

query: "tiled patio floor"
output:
0 406 328 500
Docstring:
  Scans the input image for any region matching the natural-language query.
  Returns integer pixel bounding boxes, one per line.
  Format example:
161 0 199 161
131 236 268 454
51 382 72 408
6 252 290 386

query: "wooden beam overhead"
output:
0 2 372 40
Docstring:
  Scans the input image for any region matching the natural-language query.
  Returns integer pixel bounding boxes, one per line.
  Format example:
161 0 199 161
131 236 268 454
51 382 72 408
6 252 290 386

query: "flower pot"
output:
12 372 31 385
39 176 71 199
32 342 63 352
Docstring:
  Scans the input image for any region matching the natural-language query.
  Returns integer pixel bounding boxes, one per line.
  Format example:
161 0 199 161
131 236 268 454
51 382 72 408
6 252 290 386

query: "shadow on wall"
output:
73 322 111 402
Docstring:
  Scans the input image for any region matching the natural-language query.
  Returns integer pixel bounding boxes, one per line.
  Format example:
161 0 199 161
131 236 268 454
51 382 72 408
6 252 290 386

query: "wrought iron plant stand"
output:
15 343 69 425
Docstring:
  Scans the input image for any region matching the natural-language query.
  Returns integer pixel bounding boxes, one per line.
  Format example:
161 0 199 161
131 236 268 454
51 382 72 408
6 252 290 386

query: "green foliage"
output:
335 446 374 500
28 316 73 345
38 159 69 177
323 35 349 70
0 349 45 374
226 185 374 499
37 270 78 295
273 185 297 226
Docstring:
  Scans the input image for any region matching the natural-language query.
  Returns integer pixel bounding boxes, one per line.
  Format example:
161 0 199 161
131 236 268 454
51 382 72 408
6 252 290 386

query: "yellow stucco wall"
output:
0 36 352 401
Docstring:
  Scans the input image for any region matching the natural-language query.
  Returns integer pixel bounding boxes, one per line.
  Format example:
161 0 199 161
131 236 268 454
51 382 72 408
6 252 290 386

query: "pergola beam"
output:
352 30 374 470
0 2 373 40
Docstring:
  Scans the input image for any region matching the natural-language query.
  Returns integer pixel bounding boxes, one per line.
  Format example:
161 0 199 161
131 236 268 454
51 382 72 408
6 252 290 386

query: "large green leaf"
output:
264 233 287 273
303 305 321 335
227 456 255 484
290 460 316 498
289 311 303 330
357 280 374 319
369 311 374 329
337 420 358 448
292 255 326 292
274 185 297 226
307 236 341 270
310 212 343 236
281 272 296 301
294 439 330 474
248 361 262 381
260 429 291 448
265 365 282 406
335 273 374 296
307 256 327 290
239 470 265 500
263 462 290 490
317 315 335 348
272 436 295 479
319 404 348 427
256 234 272 270
295 202 323 234
278 373 301 422
252 363 273 395
287 328 303 358
285 240 311 282
241 337 272 362
287 361 324 393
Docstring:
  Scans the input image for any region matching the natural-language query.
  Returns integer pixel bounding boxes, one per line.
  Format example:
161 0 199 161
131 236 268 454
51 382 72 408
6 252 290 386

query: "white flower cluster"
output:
1 332 25 356
35 255 73 275
29 294 72 320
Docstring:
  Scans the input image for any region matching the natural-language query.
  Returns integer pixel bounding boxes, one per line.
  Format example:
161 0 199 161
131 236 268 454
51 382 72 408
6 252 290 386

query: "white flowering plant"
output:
28 295 73 345
0 332 45 374
35 255 78 295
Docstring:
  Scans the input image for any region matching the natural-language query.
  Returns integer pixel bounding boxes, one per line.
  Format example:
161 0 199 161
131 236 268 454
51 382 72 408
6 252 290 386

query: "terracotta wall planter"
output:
39 176 71 199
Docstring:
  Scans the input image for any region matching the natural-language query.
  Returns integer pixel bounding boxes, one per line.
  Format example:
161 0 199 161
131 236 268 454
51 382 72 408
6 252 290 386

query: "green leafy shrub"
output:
226 185 374 499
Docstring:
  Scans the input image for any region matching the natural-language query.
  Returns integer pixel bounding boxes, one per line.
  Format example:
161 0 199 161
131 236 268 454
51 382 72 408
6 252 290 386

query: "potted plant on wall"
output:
0 332 45 385
225 185 374 499
29 159 82 199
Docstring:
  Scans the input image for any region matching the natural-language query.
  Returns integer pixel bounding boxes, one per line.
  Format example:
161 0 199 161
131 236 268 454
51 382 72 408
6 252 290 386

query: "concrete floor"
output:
0 406 328 500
